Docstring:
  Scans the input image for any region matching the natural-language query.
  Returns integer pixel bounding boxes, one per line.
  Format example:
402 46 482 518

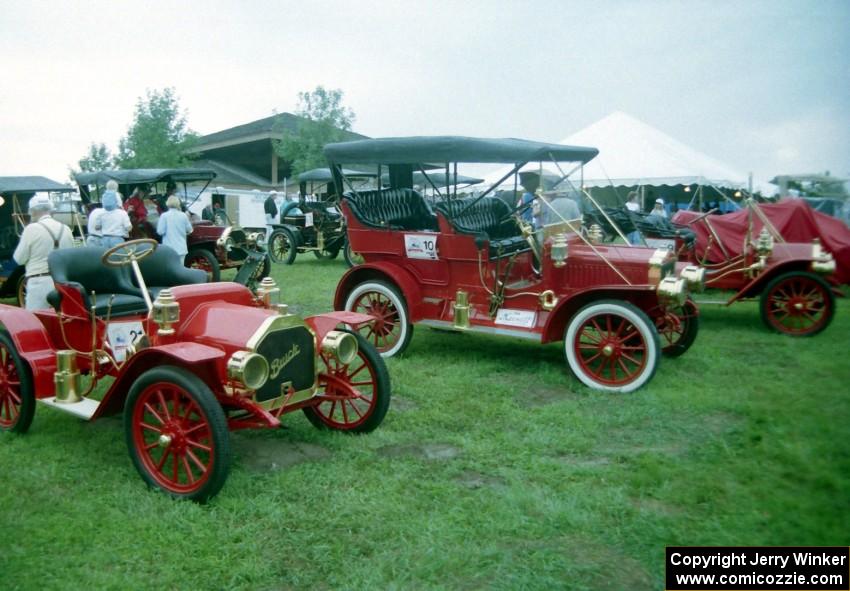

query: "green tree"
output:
115 87 198 168
77 142 114 172
275 86 356 176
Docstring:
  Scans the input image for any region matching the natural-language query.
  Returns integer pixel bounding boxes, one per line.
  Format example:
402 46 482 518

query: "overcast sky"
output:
2 0 848 186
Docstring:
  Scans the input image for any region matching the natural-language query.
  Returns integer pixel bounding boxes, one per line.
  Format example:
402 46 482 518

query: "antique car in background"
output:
606 199 843 336
324 136 705 393
0 239 391 501
268 167 376 267
75 169 270 282
0 176 79 306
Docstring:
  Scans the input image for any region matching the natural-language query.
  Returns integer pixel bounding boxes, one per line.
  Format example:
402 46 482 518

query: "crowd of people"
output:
16 182 195 311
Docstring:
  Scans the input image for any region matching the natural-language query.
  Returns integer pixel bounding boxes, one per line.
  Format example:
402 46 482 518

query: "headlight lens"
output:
227 351 269 390
321 330 358 365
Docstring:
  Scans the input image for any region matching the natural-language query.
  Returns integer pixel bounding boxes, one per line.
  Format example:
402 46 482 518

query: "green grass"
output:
2 257 849 590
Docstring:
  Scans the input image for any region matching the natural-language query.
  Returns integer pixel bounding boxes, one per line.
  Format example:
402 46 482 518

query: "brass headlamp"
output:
227 350 270 390
679 265 705 293
321 330 359 365
656 276 688 307
811 239 836 274
550 234 569 268
587 224 604 244
152 289 180 336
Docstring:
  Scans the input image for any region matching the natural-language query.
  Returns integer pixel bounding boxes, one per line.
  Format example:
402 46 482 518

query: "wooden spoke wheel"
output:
0 332 35 434
564 300 660 393
343 238 364 268
653 299 699 358
268 228 297 265
125 366 230 502
760 272 835 337
185 248 221 282
303 331 391 433
344 280 412 358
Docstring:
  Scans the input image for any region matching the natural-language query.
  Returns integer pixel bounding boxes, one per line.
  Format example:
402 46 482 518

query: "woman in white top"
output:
156 195 193 262
99 190 132 248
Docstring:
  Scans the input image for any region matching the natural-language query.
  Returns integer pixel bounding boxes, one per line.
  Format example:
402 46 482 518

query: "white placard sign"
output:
644 238 675 250
404 234 438 260
495 309 536 328
106 321 145 362
304 212 314 228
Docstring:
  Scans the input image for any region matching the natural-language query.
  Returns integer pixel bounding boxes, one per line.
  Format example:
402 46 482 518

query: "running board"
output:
418 319 542 342
39 397 100 420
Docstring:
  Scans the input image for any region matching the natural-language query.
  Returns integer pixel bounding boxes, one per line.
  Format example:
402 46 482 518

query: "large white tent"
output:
480 111 771 195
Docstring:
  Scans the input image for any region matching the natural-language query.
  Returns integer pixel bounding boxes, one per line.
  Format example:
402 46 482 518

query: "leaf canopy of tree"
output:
275 86 356 176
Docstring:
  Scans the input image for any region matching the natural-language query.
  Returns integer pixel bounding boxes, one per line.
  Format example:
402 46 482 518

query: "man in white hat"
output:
13 194 75 310
264 190 279 242
650 198 668 219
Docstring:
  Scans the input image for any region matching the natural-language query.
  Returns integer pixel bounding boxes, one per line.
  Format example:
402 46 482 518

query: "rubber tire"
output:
313 242 341 260
564 300 660 393
268 228 297 265
302 331 391 433
759 271 835 337
124 366 231 503
0 331 35 434
343 238 364 268
344 280 413 358
16 275 26 308
658 299 699 358
185 248 221 282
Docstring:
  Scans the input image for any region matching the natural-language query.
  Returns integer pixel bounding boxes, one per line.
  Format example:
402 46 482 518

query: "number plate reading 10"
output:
404 234 438 260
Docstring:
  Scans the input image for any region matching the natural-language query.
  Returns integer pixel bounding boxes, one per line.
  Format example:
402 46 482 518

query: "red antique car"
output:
0 240 390 501
624 200 841 336
324 137 705 393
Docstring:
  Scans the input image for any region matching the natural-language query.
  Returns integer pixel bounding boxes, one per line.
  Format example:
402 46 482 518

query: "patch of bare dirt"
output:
376 443 461 461
232 435 331 473
554 453 613 468
390 395 418 412
454 470 507 489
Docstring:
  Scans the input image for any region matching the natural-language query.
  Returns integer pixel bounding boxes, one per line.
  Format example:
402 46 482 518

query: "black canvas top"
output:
0 176 74 194
324 136 598 165
297 167 377 182
75 168 217 186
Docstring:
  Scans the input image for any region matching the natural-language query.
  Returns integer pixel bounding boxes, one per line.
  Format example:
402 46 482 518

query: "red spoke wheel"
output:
344 280 413 358
760 271 835 337
125 366 230 502
185 248 221 282
303 331 390 433
0 332 35 434
564 300 660 393
653 299 700 358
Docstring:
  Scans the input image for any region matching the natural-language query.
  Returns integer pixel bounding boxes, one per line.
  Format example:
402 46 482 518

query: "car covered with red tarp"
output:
674 198 850 284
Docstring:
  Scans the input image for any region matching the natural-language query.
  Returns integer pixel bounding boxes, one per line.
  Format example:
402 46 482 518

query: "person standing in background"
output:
13 194 74 310
264 190 279 242
157 195 193 262
100 190 132 248
625 191 642 245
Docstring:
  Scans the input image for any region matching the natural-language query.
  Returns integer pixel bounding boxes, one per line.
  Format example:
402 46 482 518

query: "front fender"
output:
333 262 424 320
93 342 226 418
305 311 375 342
541 285 657 344
0 305 57 396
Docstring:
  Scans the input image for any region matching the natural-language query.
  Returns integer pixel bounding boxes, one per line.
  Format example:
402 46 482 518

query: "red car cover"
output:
673 199 850 284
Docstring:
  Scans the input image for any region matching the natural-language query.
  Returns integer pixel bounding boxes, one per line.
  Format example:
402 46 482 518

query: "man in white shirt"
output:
13 194 75 310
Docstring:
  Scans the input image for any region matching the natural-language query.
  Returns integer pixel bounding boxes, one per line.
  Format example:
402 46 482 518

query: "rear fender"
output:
726 260 811 304
541 286 657 344
333 262 424 320
93 342 226 418
0 305 57 396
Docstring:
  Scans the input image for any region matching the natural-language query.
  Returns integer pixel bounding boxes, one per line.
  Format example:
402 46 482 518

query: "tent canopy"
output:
0 176 74 194
481 111 770 194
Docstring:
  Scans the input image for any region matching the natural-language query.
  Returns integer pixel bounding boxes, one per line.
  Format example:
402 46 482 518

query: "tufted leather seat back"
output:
344 188 438 231
435 197 519 240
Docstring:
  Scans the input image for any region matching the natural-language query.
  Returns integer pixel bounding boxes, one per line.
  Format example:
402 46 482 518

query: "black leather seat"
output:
133 245 207 299
435 197 529 257
47 246 148 317
343 189 438 231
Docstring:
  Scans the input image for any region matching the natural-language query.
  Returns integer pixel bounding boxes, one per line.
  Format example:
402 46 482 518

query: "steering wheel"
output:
101 238 158 267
